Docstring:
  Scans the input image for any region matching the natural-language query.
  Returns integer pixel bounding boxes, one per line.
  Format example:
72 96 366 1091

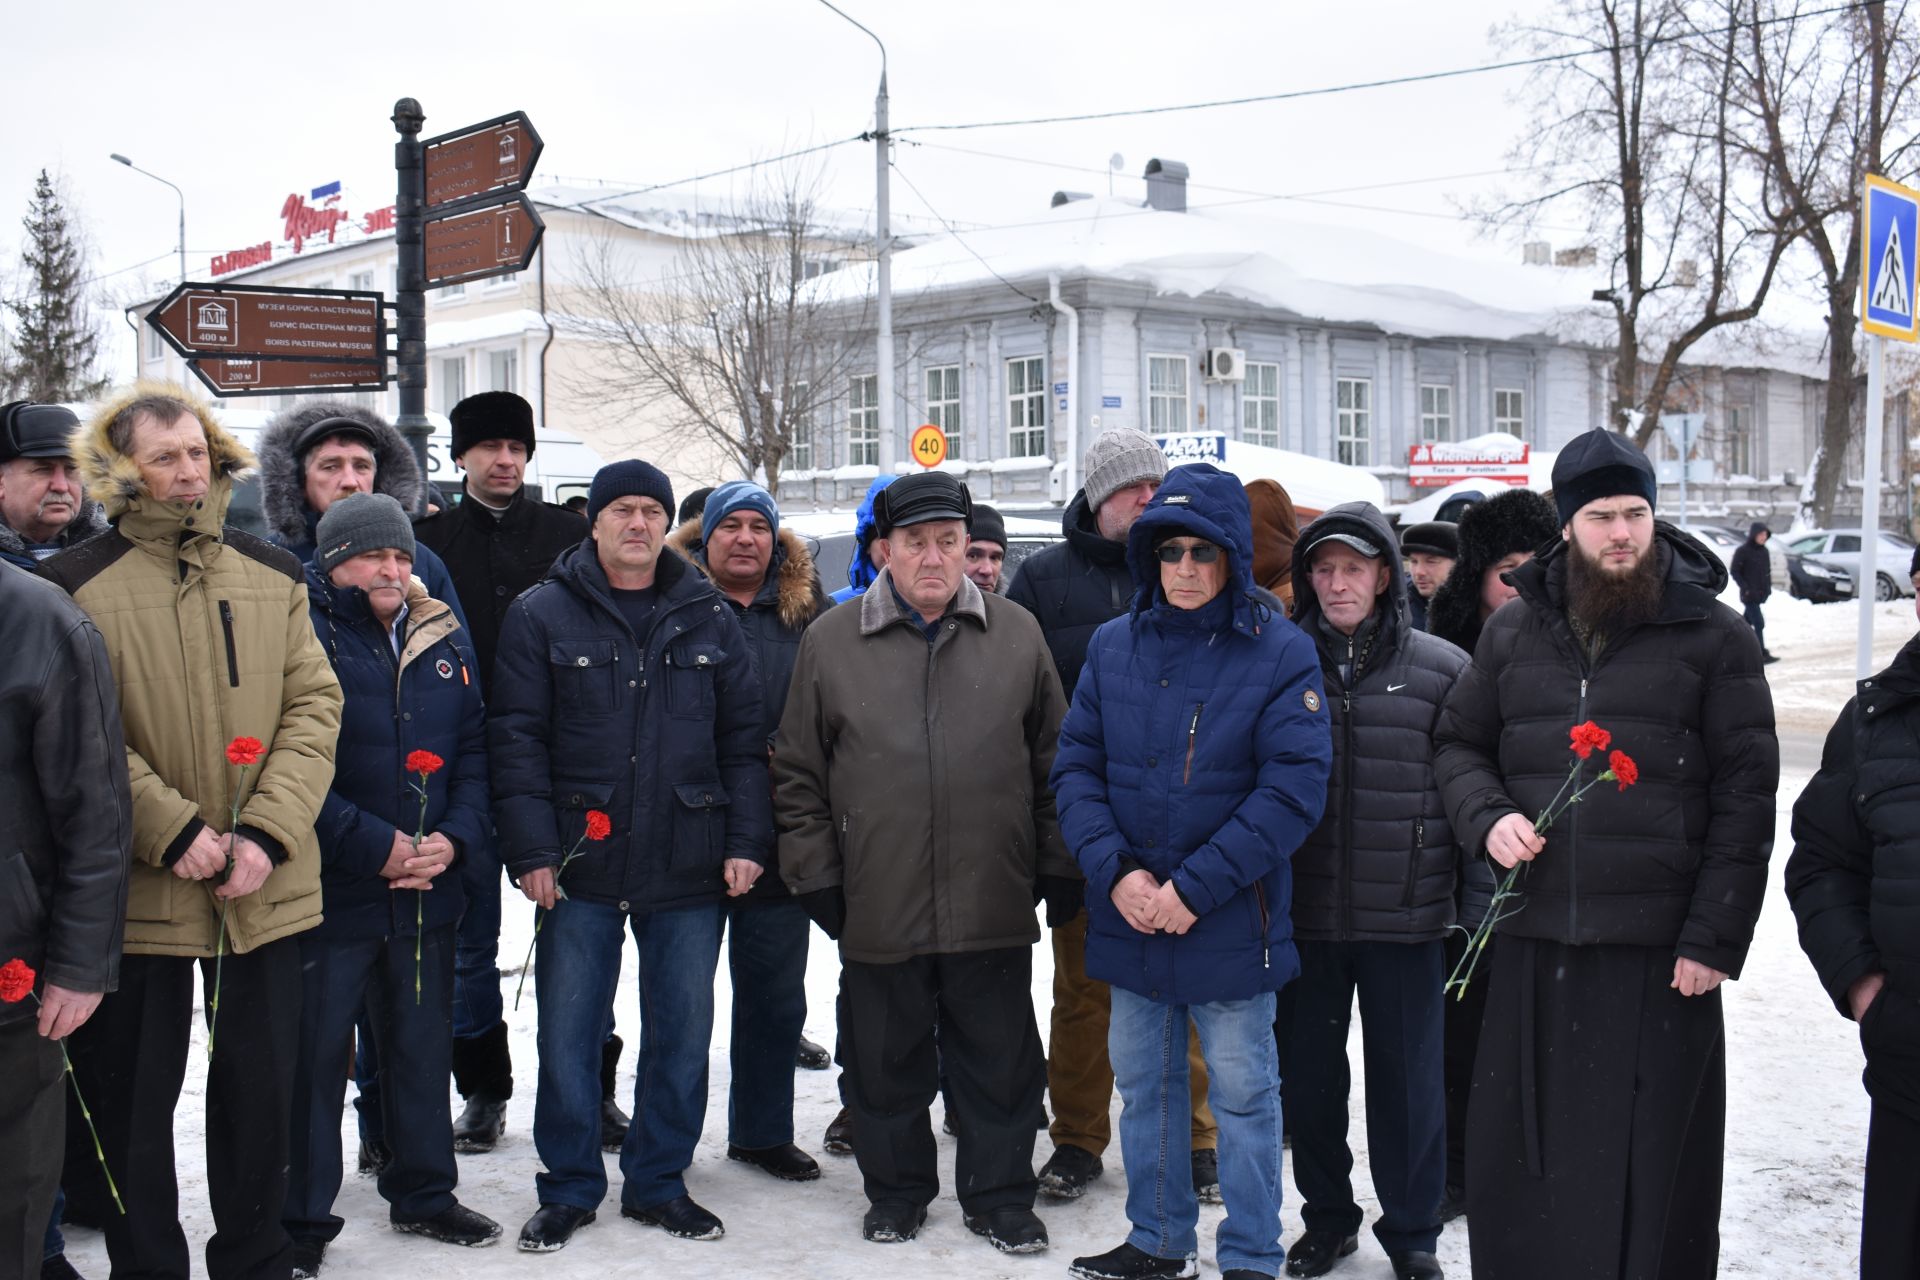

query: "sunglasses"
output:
1155 542 1223 565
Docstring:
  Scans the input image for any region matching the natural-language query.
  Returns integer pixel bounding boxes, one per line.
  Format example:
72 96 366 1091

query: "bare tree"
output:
1483 0 1794 446
1736 0 1920 527
565 170 873 495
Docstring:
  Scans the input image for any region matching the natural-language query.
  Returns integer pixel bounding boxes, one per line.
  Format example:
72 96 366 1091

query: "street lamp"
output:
110 153 187 285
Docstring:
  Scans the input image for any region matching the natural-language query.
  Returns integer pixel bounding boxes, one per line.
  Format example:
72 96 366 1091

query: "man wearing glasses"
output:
0 402 108 571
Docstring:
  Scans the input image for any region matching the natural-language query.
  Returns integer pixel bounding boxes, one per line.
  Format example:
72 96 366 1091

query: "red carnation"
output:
1608 749 1639 790
1568 721 1612 760
406 750 445 777
0 958 35 1003
226 736 264 767
585 810 612 842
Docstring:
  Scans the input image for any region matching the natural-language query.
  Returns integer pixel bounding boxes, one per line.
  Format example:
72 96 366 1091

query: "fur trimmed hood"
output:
74 382 255 522
667 517 826 630
256 399 424 545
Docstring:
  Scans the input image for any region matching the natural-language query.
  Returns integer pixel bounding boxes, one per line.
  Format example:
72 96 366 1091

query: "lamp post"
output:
110 154 187 285
817 0 893 470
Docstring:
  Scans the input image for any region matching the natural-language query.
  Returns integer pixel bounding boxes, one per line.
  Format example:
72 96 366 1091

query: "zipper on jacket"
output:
1253 880 1271 969
1183 702 1205 784
1402 818 1424 908
219 601 239 687
1569 674 1590 940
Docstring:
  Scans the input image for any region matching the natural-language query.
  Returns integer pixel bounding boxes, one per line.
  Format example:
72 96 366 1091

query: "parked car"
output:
1685 523 1789 592
1781 529 1917 601
1786 553 1856 604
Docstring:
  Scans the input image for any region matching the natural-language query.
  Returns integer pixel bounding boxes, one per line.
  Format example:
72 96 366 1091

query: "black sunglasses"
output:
1155 542 1223 565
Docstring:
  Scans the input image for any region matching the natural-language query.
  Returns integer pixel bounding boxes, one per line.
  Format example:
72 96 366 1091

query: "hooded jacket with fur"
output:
40 384 342 957
1424 488 1560 656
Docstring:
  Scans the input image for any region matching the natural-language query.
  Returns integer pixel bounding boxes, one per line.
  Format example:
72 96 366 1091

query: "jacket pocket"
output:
669 781 730 872
663 641 726 719
0 849 44 961
549 640 618 716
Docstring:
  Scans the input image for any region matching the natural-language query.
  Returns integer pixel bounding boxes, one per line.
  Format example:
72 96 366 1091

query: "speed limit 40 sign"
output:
909 423 949 469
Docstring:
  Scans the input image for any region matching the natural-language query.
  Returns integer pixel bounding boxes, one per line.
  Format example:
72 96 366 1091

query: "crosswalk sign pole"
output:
1856 173 1920 679
1857 333 1884 679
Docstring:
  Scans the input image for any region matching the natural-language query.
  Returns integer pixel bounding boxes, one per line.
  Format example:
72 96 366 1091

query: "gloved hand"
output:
1035 875 1085 929
796 888 846 940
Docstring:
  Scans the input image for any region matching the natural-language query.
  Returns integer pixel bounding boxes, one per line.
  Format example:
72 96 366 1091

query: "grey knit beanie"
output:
317 492 416 574
1082 428 1168 512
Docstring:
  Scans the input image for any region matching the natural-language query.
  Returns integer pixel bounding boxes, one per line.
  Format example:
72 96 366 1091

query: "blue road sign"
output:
1862 174 1919 342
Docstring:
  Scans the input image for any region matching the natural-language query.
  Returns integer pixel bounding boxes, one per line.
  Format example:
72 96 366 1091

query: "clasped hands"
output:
169 825 272 899
380 830 456 891
1110 867 1197 936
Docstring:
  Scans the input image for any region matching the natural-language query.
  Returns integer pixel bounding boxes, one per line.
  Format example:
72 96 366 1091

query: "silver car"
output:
1780 529 1918 601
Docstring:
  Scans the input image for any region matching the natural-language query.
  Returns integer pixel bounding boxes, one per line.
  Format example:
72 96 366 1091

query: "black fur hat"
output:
450 391 536 460
1424 488 1560 654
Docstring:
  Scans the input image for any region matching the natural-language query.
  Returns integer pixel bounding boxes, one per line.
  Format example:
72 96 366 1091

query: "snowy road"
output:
56 592 1910 1279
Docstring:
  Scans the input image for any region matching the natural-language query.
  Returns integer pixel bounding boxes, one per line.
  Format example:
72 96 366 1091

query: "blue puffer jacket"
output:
829 475 895 603
489 540 770 911
306 570 489 940
1051 463 1332 1006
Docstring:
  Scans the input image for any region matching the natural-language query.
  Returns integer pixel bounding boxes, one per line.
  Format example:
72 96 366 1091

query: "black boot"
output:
600 1033 631 1152
451 1021 513 1153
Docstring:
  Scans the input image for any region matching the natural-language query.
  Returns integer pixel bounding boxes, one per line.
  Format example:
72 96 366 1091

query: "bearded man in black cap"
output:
413 390 587 1153
1433 428 1778 1280
774 470 1077 1254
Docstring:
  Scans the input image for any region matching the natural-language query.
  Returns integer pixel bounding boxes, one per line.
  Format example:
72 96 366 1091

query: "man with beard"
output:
0 402 108 570
1433 429 1777 1280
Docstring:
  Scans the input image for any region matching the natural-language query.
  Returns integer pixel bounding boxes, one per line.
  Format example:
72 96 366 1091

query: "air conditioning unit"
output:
1205 347 1247 381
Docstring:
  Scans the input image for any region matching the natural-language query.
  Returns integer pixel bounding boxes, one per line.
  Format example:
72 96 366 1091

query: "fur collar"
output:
75 382 255 522
859 567 987 637
666 516 825 630
256 399 425 544
0 498 109 559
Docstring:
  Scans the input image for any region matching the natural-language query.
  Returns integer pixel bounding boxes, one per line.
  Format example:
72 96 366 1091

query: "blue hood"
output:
1125 463 1264 635
846 474 896 593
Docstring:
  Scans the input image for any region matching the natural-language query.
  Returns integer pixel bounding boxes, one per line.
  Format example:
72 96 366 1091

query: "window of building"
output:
1007 356 1047 457
1148 354 1189 433
1725 405 1753 477
1494 387 1525 435
1419 383 1454 443
437 357 466 415
926 364 961 459
790 379 816 471
145 318 164 361
849 374 879 467
486 271 519 290
488 349 518 394
437 281 465 300
1243 361 1280 447
1335 377 1372 466
349 270 376 293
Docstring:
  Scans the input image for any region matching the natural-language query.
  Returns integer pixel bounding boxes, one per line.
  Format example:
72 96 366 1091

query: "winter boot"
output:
1037 1143 1104 1200
451 1021 513 1153
600 1033 631 1152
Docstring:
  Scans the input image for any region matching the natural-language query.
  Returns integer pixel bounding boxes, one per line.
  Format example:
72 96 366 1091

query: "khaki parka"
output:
41 384 342 956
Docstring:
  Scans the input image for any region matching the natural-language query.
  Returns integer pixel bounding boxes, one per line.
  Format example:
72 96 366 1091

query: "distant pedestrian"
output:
1730 522 1776 662
966 503 1008 593
1397 521 1458 633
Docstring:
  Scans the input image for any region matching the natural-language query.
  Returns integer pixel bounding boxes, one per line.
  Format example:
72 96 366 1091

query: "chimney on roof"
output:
1144 159 1189 213
1052 191 1094 208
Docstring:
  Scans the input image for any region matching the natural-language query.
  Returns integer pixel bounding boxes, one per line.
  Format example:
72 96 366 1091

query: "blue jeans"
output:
453 835 505 1040
724 898 810 1149
1110 986 1284 1275
533 898 722 1211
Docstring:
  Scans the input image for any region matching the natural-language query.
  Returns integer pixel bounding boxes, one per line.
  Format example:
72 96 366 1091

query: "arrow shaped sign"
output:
423 112 543 213
422 194 545 288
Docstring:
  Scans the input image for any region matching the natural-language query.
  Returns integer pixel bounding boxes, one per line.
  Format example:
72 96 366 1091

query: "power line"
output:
891 0 1875 135
887 159 1045 306
559 136 867 211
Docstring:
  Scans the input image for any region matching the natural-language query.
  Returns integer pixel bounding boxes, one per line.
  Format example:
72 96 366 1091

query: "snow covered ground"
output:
56 591 1915 1279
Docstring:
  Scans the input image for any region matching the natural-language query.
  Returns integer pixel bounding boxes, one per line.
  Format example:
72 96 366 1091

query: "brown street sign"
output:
188 357 389 399
147 283 384 363
423 112 542 211
423 195 545 288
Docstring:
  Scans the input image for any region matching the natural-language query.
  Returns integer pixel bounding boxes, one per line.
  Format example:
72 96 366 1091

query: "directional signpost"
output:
190 359 392 397
1855 173 1920 676
144 281 388 400
424 194 544 288
423 112 542 209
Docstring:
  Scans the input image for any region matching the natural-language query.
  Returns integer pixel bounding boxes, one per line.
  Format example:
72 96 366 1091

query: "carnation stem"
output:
207 898 229 1059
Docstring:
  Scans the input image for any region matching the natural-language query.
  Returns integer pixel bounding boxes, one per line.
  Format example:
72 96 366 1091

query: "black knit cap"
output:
969 504 1007 549
1399 521 1458 559
875 471 972 536
449 391 536 460
588 459 675 526
1551 429 1656 525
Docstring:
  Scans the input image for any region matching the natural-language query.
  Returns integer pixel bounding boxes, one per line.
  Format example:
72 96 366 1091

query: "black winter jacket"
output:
1730 536 1772 605
1290 503 1468 943
0 564 132 1023
413 488 586 687
1786 631 1920 1120
1005 490 1132 699
1434 525 1778 976
489 541 769 912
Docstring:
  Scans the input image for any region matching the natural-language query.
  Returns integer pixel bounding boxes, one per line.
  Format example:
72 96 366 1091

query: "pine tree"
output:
4 170 108 402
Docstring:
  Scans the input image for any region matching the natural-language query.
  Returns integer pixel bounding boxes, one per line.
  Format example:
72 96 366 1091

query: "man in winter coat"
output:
0 401 109 571
1397 521 1458 633
490 459 768 1253
828 474 895 603
412 390 586 1152
666 480 829 1184
1784 545 1920 1280
1008 429 1223 1204
775 470 1075 1253
0 562 131 1280
1729 521 1775 661
966 503 1009 593
41 383 343 1280
1281 504 1465 1280
1051 463 1330 1280
1433 429 1778 1280
284 494 500 1276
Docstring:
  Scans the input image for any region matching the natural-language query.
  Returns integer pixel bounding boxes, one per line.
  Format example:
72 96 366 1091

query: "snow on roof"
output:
425 308 552 351
530 179 935 245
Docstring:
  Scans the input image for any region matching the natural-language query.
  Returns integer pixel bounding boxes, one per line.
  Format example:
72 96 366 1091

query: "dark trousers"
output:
1284 939 1446 1255
1862 1101 1920 1280
286 926 460 1244
1442 929 1492 1193
1742 601 1766 650
66 943 302 1280
724 898 810 1149
1 1017 64 1279
839 947 1044 1215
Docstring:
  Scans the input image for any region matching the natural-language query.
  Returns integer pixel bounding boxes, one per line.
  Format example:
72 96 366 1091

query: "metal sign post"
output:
392 98 431 490
1857 173 1920 677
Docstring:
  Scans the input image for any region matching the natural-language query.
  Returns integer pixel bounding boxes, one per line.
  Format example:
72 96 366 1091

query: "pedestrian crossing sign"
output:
1862 173 1920 342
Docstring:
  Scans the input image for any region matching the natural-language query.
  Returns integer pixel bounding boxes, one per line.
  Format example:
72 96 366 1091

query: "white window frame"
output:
1148 354 1189 434
789 379 815 471
1335 377 1372 467
437 280 466 300
1725 405 1753 477
145 319 165 361
487 349 518 394
1007 356 1047 458
1419 383 1454 443
437 356 467 415
926 364 962 459
349 270 376 293
849 374 879 467
1493 387 1525 435
1243 361 1280 447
